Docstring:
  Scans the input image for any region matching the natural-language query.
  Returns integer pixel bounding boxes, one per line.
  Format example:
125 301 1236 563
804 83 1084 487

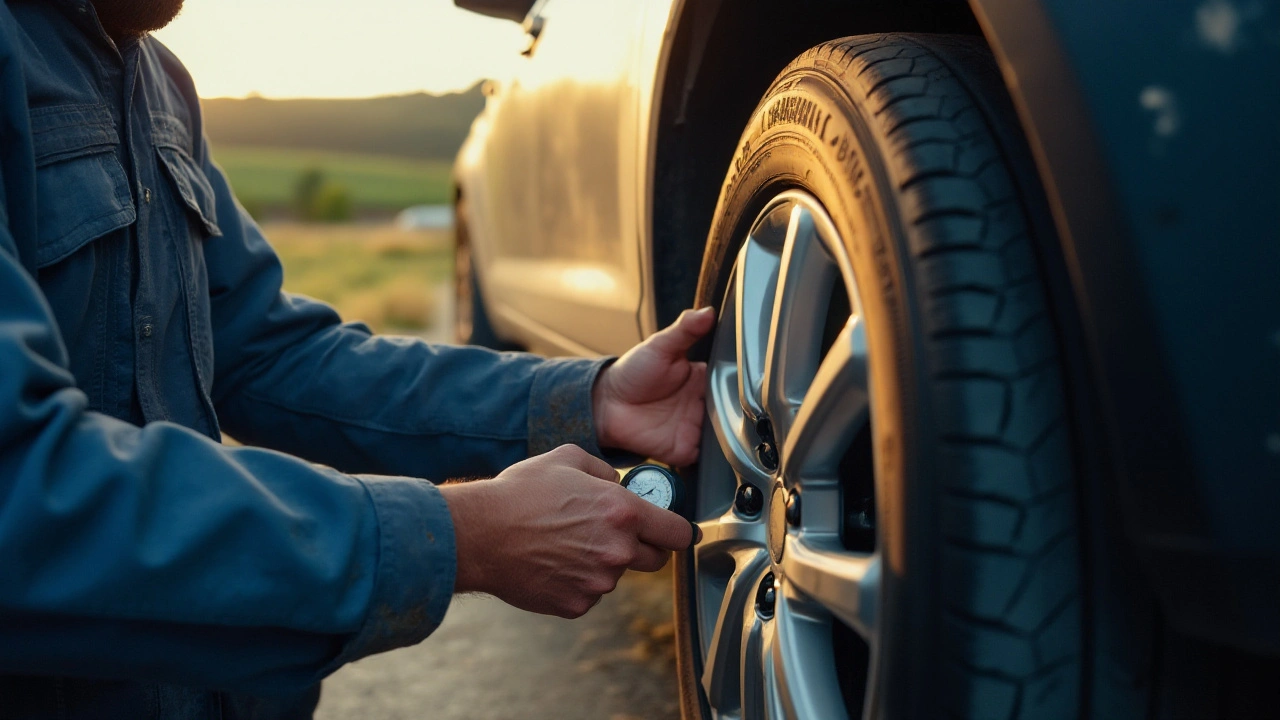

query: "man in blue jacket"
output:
0 0 712 717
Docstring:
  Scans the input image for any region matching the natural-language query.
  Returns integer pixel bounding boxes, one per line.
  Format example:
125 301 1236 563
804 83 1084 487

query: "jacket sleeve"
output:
199 151 609 479
0 26 454 695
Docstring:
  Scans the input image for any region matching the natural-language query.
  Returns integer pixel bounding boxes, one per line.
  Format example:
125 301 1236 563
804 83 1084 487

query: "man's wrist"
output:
438 481 491 595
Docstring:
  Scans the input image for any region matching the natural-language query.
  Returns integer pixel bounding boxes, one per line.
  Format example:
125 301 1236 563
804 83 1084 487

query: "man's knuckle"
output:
601 495 637 527
587 576 617 595
600 547 631 568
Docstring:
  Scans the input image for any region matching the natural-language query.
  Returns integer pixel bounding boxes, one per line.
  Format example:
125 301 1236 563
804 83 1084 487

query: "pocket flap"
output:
155 144 222 238
30 105 136 268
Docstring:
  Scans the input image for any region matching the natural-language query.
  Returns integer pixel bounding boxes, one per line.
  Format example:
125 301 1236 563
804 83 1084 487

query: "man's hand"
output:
592 307 716 466
439 445 695 618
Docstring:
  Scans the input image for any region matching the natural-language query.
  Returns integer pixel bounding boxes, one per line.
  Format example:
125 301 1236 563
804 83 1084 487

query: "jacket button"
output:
141 324 153 338
142 187 152 203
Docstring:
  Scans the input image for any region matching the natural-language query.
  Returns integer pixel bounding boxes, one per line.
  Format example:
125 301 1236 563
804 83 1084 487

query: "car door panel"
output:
482 0 650 355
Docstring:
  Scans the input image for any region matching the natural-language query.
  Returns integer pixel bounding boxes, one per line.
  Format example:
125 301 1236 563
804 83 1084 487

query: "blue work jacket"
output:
0 2 609 717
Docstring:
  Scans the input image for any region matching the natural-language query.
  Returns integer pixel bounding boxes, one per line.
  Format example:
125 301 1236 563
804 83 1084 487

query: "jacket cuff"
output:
527 356 613 458
327 475 456 668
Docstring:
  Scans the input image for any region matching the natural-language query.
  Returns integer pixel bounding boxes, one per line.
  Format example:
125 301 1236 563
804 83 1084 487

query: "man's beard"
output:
92 0 185 39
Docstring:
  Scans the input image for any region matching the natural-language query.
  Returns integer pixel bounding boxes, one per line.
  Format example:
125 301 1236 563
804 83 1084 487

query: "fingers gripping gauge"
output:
620 465 685 512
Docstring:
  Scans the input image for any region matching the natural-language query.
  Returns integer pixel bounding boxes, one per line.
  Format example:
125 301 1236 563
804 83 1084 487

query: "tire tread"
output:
786 34 1082 719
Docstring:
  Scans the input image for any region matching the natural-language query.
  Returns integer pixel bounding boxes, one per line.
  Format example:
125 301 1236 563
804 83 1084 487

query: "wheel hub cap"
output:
767 483 787 563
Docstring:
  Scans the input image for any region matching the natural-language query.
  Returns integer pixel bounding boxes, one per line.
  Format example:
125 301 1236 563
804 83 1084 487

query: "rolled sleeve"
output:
527 356 614 457
325 475 457 669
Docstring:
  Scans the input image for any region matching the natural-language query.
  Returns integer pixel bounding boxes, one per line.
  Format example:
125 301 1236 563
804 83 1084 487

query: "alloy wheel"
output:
696 190 880 719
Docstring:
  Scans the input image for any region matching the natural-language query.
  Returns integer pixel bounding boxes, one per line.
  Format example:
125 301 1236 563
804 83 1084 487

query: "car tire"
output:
676 34 1083 719
454 197 520 350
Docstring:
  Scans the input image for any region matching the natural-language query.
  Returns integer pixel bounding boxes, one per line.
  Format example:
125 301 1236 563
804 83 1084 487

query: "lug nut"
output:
785 490 801 527
755 441 779 470
734 484 764 517
753 416 779 471
755 416 774 441
755 572 776 619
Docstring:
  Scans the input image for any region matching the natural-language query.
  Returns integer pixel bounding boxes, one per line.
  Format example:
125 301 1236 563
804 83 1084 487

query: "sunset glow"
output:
154 0 527 99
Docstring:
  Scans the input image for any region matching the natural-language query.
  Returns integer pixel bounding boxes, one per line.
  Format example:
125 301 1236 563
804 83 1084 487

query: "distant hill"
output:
201 85 485 161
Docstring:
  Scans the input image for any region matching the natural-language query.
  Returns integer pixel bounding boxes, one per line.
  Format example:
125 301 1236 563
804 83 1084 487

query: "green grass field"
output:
265 223 454 334
212 145 454 216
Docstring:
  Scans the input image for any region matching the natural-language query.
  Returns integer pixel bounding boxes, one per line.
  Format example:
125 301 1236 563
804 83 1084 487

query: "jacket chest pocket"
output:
152 115 222 241
30 105 136 269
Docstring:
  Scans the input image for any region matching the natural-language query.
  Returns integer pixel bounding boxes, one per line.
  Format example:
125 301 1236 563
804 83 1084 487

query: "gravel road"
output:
315 566 682 720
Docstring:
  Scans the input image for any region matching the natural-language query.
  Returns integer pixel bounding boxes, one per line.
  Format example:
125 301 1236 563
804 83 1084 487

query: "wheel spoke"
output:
740 609 766 718
708 280 769 484
761 620 784 720
764 593 849 720
762 206 838 445
782 316 870 483
699 546 769 710
734 233 781 419
781 533 880 640
695 512 768 562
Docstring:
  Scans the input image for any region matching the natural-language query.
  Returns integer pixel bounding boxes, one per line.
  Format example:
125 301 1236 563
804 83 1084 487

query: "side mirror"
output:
454 0 536 23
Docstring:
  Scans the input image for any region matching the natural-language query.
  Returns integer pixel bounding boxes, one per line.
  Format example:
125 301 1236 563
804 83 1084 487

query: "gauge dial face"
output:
625 467 675 510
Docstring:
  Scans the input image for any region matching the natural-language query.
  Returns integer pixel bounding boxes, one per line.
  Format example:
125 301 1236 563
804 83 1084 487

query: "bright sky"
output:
153 0 527 99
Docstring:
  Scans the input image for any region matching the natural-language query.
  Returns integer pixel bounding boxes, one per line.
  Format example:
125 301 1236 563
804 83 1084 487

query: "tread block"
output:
896 142 959 184
905 213 987 257
901 176 990 224
991 280 1047 335
1004 536 1078 632
879 95 948 133
939 444 1037 503
857 56 917 84
945 613 1038 677
942 493 1023 550
1033 598 1083 667
1019 662 1079 720
933 335 1024 377
918 250 1008 295
943 545 1027 621
1003 365 1066 449
925 289 1001 334
944 665 1019 720
936 377 1008 440
1027 425 1072 497
867 75 930 112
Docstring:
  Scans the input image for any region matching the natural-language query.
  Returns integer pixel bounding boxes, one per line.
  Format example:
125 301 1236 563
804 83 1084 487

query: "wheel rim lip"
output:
695 189 880 719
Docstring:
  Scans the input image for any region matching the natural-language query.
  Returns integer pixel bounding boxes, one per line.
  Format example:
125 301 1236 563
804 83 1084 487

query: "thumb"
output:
648 307 716 357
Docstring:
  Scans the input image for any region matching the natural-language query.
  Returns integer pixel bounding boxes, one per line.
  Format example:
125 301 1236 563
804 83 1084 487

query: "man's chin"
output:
92 0 185 39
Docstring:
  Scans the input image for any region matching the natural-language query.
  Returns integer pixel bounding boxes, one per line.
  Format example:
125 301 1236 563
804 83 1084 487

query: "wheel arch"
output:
648 0 985 331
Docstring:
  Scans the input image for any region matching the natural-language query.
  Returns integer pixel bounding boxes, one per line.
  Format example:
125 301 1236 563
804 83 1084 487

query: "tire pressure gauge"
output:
621 465 685 512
